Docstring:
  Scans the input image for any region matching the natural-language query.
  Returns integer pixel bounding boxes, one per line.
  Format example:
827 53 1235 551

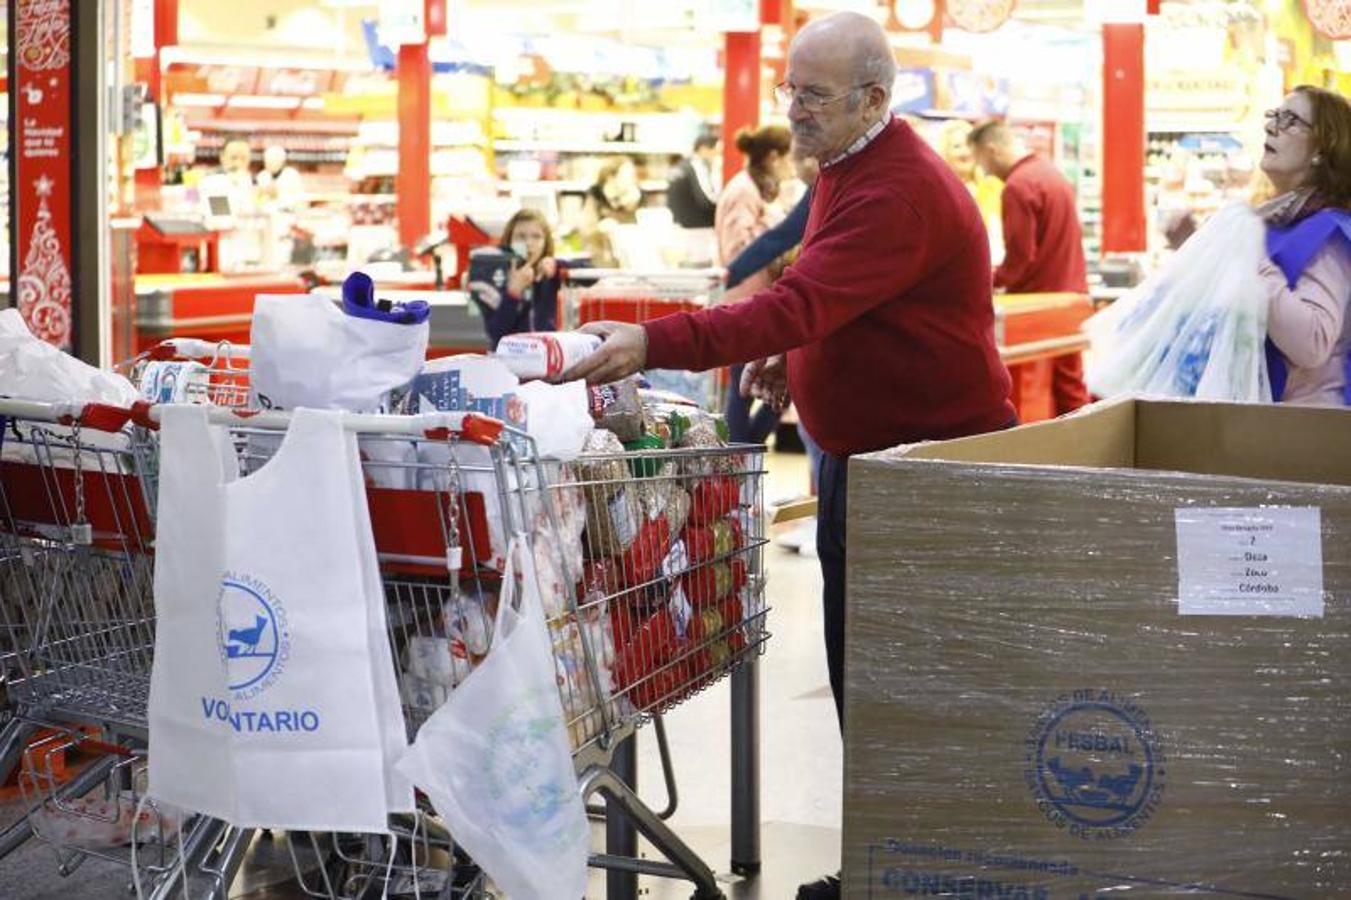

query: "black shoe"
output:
797 871 841 899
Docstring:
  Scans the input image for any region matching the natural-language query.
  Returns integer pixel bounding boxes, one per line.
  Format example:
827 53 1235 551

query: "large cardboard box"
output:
844 399 1351 899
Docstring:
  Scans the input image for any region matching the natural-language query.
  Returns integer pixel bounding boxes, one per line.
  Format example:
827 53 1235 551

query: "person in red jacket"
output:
969 120 1092 414
566 17 1014 896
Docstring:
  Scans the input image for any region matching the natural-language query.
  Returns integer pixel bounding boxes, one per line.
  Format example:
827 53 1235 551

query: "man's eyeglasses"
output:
774 82 874 113
1264 108 1313 133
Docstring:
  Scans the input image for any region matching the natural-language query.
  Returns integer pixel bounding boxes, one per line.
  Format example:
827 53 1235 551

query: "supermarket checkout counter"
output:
133 276 488 357
994 291 1093 424
135 273 307 352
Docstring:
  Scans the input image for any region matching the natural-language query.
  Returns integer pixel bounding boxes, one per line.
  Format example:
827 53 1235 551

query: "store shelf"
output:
494 140 685 155
1146 123 1244 134
505 179 668 193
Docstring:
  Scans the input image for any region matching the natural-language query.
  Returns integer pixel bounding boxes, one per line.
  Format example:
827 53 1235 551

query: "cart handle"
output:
145 338 251 361
128 402 505 444
0 399 137 433
0 398 506 444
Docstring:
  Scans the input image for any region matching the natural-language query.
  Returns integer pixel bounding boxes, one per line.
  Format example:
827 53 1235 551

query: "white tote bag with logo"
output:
396 539 590 900
148 405 413 831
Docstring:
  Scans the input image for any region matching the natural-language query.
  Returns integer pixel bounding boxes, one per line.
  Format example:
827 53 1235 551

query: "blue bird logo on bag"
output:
216 574 292 697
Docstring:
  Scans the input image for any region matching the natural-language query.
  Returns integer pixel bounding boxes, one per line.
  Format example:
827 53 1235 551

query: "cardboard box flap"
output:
871 398 1351 488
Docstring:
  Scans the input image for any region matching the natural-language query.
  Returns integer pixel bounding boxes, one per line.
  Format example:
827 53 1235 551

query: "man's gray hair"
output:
856 46 897 100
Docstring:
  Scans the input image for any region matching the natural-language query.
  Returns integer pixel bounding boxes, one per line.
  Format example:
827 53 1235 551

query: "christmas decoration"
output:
16 179 73 348
948 0 1017 32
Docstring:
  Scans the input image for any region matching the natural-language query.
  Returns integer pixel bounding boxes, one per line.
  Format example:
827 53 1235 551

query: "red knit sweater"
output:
994 155 1089 294
645 119 1014 457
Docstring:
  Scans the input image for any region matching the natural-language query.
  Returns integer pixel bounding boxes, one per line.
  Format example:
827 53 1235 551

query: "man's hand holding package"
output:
563 321 647 384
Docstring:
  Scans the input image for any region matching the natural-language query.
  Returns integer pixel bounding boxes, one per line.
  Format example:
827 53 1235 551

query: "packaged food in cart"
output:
137 360 210 405
577 430 642 557
494 331 602 381
588 377 645 442
442 586 498 659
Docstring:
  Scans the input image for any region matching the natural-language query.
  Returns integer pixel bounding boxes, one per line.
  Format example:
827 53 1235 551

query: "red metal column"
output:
722 31 762 182
396 0 434 250
1101 23 1146 254
134 0 178 203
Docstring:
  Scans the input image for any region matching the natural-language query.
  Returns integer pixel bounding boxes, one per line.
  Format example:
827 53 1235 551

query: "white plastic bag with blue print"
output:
1085 202 1272 403
395 538 590 900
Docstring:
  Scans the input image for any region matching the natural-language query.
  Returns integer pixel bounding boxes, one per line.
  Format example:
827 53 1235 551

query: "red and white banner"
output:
12 0 75 350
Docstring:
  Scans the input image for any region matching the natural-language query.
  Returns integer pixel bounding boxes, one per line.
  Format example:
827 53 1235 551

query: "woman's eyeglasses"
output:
1264 108 1313 133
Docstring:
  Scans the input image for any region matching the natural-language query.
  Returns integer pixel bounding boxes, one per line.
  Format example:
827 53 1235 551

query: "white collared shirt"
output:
821 113 893 170
692 156 718 203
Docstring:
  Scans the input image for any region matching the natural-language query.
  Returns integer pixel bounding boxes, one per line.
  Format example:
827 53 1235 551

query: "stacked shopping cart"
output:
563 269 726 411
0 334 769 900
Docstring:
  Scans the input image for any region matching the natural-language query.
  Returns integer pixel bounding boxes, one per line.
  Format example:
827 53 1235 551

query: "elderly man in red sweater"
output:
567 14 1014 895
969 120 1092 414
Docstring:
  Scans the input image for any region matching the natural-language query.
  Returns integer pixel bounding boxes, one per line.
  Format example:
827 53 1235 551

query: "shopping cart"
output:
562 269 727 412
568 438 769 899
0 398 233 897
0 398 504 898
121 338 252 409
1 347 769 899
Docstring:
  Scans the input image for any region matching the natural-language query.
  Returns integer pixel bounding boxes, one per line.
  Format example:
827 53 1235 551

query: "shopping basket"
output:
2 334 770 899
0 398 234 898
0 398 505 899
138 335 772 898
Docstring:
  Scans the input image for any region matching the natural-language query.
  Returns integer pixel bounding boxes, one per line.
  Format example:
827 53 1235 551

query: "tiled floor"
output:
0 449 842 899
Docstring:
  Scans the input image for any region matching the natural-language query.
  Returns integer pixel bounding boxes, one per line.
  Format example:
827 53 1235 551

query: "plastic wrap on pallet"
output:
842 398 1351 899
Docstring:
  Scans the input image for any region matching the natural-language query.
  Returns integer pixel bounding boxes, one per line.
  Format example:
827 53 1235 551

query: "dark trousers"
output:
816 452 849 732
725 364 782 445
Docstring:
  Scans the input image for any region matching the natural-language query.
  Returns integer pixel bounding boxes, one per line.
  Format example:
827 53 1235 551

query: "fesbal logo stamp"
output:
1025 690 1167 840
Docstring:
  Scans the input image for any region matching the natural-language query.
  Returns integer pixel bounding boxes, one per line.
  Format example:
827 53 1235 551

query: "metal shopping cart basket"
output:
1 341 769 900
0 398 505 899
146 336 773 898
562 268 727 412
138 337 771 899
0 398 234 897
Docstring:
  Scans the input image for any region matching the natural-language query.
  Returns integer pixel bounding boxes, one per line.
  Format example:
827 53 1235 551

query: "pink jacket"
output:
1262 240 1351 406
715 171 779 303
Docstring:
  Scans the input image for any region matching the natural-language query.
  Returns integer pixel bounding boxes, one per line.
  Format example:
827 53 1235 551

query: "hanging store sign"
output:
947 0 1017 32
10 0 76 350
1147 71 1247 111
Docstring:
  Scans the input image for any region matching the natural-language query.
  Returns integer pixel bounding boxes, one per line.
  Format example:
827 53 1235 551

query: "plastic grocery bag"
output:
1085 203 1271 402
0 309 137 460
396 538 590 900
249 275 429 414
0 309 138 405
